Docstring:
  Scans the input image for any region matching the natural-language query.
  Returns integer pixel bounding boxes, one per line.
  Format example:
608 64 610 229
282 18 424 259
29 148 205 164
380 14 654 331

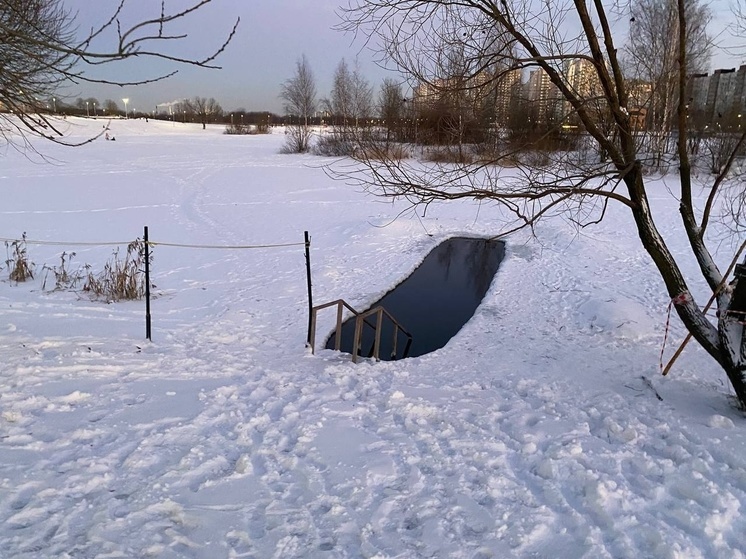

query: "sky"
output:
58 0 744 115
60 0 395 114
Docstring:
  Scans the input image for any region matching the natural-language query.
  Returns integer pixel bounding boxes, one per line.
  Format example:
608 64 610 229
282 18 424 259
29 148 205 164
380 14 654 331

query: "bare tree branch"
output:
0 0 239 144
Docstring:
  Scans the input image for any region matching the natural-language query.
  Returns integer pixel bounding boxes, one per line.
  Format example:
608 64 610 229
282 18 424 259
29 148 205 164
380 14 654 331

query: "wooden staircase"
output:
308 299 413 362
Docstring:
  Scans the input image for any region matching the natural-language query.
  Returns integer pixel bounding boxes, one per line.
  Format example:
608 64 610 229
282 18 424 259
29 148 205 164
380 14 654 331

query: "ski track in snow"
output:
0 119 744 558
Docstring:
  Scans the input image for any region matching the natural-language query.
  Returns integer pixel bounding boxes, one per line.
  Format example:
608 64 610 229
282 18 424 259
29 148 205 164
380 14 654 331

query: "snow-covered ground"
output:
0 117 744 558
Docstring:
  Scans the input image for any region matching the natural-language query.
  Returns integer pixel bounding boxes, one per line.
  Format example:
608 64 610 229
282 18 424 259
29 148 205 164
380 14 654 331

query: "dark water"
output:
326 237 505 360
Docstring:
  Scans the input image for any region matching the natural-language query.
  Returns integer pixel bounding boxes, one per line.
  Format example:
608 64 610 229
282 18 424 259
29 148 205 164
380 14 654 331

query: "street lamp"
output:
52 97 56 113
93 102 96 118
122 98 130 119
86 101 89 117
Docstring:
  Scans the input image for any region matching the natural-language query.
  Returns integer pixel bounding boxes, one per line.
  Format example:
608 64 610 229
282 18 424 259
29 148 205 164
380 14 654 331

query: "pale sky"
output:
59 0 742 115
60 0 394 114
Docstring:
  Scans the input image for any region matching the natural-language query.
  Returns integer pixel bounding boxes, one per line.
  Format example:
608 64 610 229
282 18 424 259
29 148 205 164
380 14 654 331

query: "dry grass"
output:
356 142 410 161
42 251 85 291
4 233 34 283
423 147 475 164
83 239 150 302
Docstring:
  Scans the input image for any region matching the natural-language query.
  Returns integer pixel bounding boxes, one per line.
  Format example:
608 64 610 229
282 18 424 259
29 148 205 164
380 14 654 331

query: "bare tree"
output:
624 0 712 166
0 0 239 146
325 58 354 125
316 58 375 156
317 58 356 156
280 54 317 153
324 58 373 127
350 59 374 128
379 78 405 142
373 8 514 157
103 99 120 116
341 0 746 407
183 96 223 129
730 0 746 54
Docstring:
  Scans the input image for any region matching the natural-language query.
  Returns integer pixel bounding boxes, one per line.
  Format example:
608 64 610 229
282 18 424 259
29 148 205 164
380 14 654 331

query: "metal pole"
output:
144 226 152 341
304 231 313 347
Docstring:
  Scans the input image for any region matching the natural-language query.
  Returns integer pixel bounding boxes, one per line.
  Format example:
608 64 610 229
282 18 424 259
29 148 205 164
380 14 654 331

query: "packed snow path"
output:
0 119 744 558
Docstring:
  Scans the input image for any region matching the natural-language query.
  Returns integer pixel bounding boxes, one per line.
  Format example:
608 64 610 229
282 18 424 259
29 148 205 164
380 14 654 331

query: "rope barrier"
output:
148 241 307 250
1 237 307 250
0 237 129 247
3 227 314 343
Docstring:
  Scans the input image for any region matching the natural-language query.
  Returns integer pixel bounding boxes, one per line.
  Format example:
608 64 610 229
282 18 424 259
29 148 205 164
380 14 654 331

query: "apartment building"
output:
688 65 746 126
412 61 746 132
526 67 560 123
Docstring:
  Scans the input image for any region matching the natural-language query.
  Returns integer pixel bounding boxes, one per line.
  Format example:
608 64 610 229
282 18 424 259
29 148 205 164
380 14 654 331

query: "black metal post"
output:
144 226 152 341
304 231 313 346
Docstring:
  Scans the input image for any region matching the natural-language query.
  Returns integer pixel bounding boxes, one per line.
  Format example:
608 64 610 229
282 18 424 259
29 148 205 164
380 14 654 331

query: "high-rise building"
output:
566 59 600 99
526 68 560 123
562 59 603 124
707 68 738 122
687 73 709 111
413 80 442 110
493 68 522 124
733 65 746 118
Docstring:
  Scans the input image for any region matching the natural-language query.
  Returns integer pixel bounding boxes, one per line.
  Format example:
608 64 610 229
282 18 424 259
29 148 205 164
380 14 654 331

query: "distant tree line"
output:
0 96 123 118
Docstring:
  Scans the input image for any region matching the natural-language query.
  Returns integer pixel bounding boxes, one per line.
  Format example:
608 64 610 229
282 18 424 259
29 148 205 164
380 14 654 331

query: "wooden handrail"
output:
352 305 413 363
309 299 377 354
309 299 412 363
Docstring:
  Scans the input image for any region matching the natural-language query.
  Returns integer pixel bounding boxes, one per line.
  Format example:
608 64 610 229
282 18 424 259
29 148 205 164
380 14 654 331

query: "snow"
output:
1 117 745 558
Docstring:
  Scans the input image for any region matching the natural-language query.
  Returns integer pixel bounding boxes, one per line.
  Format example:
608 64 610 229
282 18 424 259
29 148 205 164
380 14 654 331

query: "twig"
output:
641 375 663 401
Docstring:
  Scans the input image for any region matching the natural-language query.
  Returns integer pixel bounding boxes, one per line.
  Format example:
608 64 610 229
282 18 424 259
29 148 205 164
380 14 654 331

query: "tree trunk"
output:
624 168 722 351
719 265 746 406
721 363 746 407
